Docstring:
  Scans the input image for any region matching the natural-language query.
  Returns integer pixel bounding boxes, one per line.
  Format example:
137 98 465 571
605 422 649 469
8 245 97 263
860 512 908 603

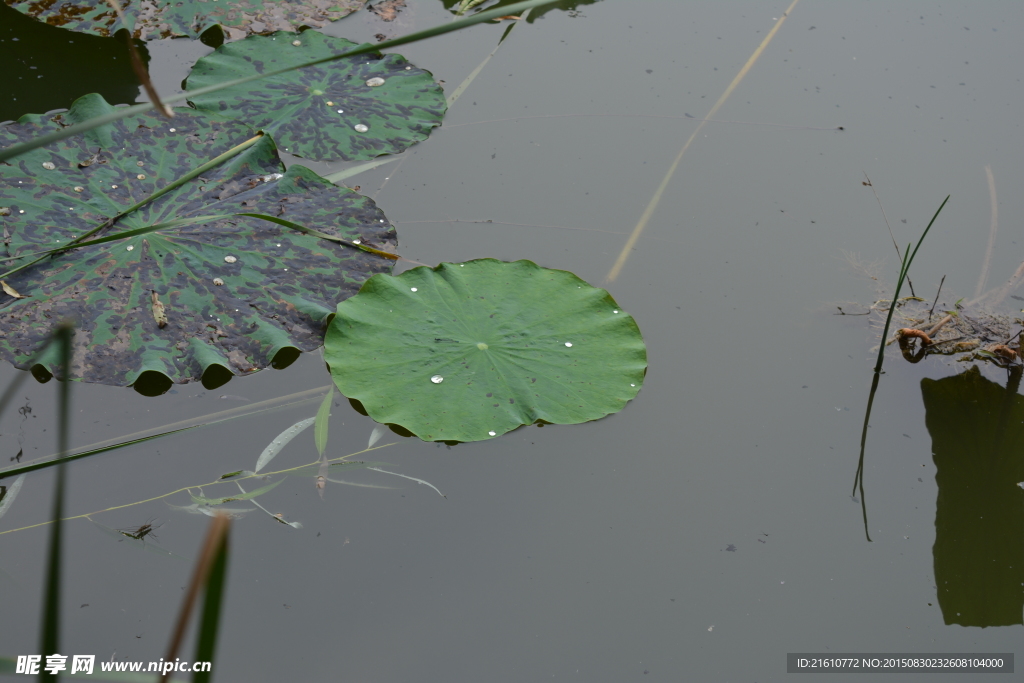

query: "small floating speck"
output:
410 287 418 292
405 66 411 70
488 431 496 436
126 245 134 251
213 278 224 286
111 184 118 189
366 77 385 87
613 310 619 314
73 186 84 192
630 383 635 387
18 210 25 214
137 174 146 180
292 40 301 46
337 109 344 114
168 128 176 132
224 255 237 263
136 161 144 167
42 161 55 170
379 219 385 223
430 375 443 384
276 243 281 247
353 239 361 244
564 342 573 347
354 124 369 132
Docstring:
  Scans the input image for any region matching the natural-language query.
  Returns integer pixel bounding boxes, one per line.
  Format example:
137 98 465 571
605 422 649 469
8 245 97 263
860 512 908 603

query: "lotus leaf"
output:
186 31 447 162
324 259 647 442
3 0 363 40
0 94 397 387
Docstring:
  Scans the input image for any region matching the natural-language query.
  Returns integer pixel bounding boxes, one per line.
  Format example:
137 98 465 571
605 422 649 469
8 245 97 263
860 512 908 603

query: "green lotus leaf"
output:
324 259 647 442
0 93 397 387
3 0 363 40
186 31 447 162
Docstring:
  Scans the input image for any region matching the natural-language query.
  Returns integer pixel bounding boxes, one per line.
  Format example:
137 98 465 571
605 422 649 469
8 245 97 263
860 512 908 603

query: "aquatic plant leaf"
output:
324 259 647 442
186 31 446 162
0 94 397 387
0 474 26 523
255 417 315 473
3 0 363 40
314 385 333 457
366 466 445 497
190 477 283 505
169 502 255 519
367 424 387 449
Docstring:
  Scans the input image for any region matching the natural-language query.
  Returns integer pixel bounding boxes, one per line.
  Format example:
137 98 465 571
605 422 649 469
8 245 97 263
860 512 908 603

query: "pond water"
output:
3 1 1024 680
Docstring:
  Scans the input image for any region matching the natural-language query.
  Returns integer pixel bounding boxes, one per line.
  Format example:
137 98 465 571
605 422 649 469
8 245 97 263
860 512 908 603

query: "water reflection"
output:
0 3 143 123
922 366 1024 627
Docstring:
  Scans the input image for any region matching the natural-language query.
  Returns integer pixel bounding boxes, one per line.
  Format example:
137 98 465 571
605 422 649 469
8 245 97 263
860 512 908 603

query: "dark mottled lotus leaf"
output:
3 0 364 40
324 259 647 442
0 94 396 386
186 31 447 162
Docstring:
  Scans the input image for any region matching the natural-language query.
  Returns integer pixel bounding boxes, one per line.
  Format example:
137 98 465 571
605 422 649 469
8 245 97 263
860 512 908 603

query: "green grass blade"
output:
323 156 399 184
0 427 197 481
872 195 950 373
39 324 73 682
236 213 398 260
314 387 333 458
192 528 229 683
0 0 554 164
0 387 330 482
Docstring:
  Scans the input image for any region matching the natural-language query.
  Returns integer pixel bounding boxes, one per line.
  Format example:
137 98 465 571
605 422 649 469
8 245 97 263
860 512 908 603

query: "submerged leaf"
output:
314 386 333 457
367 424 387 449
255 417 315 473
0 94 397 387
0 474 26 523
186 31 446 162
168 502 255 519
4 0 363 40
190 477 283 505
325 259 647 441
367 466 445 498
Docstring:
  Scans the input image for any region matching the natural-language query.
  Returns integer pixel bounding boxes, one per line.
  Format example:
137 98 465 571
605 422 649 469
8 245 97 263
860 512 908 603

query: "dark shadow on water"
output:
0 4 145 123
271 347 301 370
922 365 1024 627
30 364 52 384
133 371 173 397
200 365 233 391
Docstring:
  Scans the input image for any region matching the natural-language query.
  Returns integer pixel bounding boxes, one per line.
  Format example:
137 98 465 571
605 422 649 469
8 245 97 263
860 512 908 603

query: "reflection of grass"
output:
0 443 396 538
854 196 949 543
0 326 231 682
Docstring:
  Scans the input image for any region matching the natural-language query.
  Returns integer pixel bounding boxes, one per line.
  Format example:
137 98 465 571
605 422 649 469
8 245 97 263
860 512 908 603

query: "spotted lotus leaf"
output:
186 30 447 162
3 0 364 40
0 93 396 387
324 259 647 442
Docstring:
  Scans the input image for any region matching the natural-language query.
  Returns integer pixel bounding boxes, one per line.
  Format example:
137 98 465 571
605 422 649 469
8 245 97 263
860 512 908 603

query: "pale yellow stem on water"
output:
605 0 801 283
